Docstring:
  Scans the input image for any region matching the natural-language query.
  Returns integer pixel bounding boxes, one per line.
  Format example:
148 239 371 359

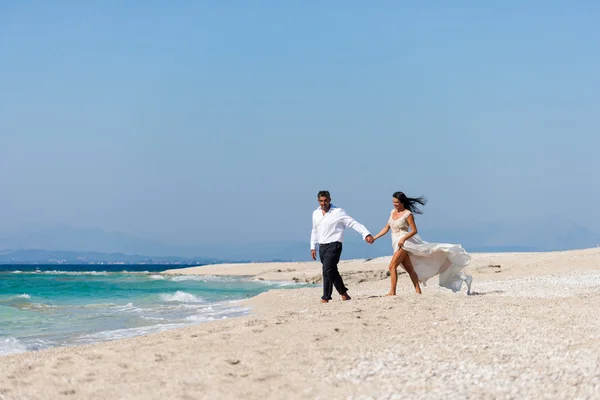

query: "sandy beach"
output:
2 248 600 399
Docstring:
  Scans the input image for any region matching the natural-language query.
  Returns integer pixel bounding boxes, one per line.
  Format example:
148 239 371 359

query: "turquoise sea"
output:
0 264 304 356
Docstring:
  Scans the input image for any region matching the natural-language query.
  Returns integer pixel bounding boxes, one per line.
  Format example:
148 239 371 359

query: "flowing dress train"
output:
389 210 472 293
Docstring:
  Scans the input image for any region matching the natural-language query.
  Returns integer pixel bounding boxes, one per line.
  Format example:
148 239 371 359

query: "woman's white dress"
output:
389 210 472 293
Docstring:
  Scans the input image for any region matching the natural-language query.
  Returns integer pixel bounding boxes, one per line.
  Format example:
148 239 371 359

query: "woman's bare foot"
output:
415 286 422 294
341 293 351 301
385 292 396 297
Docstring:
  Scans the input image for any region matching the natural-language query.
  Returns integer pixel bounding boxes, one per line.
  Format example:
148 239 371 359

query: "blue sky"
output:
1 2 599 250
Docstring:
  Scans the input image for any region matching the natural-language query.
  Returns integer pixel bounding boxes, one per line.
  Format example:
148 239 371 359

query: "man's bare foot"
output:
321 299 329 303
341 293 351 301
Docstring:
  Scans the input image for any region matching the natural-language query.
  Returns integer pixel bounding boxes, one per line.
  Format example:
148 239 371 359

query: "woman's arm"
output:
372 223 390 241
398 214 418 247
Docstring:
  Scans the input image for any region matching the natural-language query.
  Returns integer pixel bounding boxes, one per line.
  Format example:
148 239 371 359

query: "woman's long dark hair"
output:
393 192 427 214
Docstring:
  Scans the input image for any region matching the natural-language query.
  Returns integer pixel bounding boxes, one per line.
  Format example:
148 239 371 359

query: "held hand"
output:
365 235 374 244
311 250 317 260
397 239 405 249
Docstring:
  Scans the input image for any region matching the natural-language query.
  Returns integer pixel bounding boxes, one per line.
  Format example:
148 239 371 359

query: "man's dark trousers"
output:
319 242 348 300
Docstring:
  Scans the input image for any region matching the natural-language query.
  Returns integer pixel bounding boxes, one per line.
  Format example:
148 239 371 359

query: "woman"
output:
372 192 472 295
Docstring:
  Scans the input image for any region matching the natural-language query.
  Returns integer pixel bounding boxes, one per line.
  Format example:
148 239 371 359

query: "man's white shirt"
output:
310 205 371 250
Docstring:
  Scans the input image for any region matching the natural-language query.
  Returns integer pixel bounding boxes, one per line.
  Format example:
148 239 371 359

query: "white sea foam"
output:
160 291 205 303
109 303 145 313
149 275 165 280
15 294 31 300
113 302 135 310
28 302 58 309
42 270 110 276
10 270 157 276
83 303 117 309
185 315 215 322
183 304 245 322
0 337 28 356
141 316 166 321
169 275 207 282
177 305 215 312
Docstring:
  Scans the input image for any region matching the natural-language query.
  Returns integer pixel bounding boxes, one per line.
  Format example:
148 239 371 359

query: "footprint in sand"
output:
254 374 278 382
83 372 96 382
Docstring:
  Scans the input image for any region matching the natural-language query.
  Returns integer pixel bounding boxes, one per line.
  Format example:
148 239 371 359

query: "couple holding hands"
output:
310 190 472 303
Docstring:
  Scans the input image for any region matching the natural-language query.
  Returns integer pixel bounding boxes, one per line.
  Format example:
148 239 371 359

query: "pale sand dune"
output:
2 248 600 399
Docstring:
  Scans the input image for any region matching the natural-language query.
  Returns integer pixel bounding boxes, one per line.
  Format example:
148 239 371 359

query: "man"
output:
310 190 374 303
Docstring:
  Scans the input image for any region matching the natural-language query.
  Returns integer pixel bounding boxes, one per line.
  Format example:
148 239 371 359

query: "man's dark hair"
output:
317 190 330 199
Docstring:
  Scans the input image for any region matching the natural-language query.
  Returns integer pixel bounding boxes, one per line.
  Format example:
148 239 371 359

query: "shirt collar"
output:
315 204 337 213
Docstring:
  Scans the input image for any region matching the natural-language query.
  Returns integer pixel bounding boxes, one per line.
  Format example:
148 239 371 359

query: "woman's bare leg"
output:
387 250 423 295
439 257 452 274
401 254 422 294
387 250 406 296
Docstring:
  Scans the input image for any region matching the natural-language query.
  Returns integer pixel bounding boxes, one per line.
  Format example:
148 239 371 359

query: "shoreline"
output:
2 247 600 399
0 274 307 359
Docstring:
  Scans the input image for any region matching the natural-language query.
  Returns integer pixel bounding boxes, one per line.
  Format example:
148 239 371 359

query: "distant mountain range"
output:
0 219 598 264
